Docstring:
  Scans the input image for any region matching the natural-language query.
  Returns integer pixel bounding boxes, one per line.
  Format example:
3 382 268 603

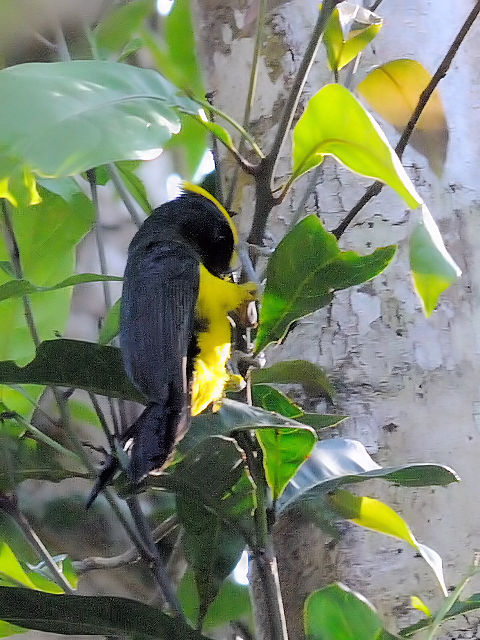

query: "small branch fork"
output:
332 0 480 239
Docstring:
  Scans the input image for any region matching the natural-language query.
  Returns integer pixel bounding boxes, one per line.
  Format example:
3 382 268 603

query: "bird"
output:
86 182 255 507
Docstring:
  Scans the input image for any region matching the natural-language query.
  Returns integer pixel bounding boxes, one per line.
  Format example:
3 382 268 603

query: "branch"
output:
0 495 75 594
73 515 178 575
248 0 340 246
333 0 480 239
226 0 268 209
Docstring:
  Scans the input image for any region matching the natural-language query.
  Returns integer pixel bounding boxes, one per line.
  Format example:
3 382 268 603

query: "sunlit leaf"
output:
0 544 36 589
324 3 382 73
357 59 448 175
251 359 335 399
0 587 209 639
410 595 431 618
305 583 400 640
410 204 461 316
255 215 396 351
400 593 480 638
257 426 317 501
292 84 422 208
329 490 447 595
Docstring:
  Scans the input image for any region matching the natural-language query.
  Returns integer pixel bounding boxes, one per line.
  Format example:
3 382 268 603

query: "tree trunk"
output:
194 1 480 638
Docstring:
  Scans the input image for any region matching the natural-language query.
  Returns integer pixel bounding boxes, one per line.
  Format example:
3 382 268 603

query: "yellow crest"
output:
181 181 239 245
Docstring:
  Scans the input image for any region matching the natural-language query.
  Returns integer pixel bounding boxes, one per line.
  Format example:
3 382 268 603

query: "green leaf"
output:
94 0 156 57
329 490 447 595
324 3 382 73
116 163 151 214
251 385 345 432
257 427 317 501
410 205 461 316
256 215 396 351
251 359 335 399
0 184 94 365
0 587 210 639
152 437 254 625
0 620 25 638
357 59 449 176
305 583 400 640
400 593 480 637
0 60 198 199
99 298 121 345
280 437 459 513
0 340 144 404
0 273 122 304
167 114 208 179
0 544 36 589
178 571 252 631
292 84 421 209
28 555 78 592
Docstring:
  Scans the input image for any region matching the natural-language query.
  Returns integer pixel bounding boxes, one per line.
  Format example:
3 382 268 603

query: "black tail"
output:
86 400 185 508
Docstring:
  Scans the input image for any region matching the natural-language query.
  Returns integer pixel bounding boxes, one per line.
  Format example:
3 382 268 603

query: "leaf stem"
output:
226 0 268 209
107 165 144 228
425 556 480 640
332 0 480 239
0 495 75 594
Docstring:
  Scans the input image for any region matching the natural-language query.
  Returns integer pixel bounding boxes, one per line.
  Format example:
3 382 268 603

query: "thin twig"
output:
0 496 74 594
88 392 115 449
369 0 384 11
333 0 480 238
107 165 144 228
1 201 40 346
248 0 340 247
226 0 268 209
87 169 112 310
73 515 179 574
126 496 186 619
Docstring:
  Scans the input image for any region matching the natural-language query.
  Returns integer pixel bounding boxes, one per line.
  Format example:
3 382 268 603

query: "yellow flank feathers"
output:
191 265 256 416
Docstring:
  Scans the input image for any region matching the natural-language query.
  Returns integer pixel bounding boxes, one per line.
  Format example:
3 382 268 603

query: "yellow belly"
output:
191 265 255 416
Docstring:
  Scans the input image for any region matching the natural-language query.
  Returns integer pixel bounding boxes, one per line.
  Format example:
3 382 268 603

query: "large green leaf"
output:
305 583 400 640
0 339 144 403
292 84 421 209
251 384 346 430
0 183 94 365
410 205 461 316
329 490 447 595
0 587 209 639
251 359 335 399
0 60 198 202
255 216 396 351
400 593 480 637
0 273 122 303
257 427 317 501
152 437 254 625
324 3 382 74
280 437 459 513
0 544 36 589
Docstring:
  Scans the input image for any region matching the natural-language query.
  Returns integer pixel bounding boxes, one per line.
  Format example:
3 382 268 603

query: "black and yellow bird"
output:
87 182 255 505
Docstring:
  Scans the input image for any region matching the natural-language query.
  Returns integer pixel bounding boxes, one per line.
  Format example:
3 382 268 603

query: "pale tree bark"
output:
193 1 480 639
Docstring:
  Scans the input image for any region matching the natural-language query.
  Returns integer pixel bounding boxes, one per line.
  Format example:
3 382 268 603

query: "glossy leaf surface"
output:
251 359 335 399
292 84 422 209
256 215 396 351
